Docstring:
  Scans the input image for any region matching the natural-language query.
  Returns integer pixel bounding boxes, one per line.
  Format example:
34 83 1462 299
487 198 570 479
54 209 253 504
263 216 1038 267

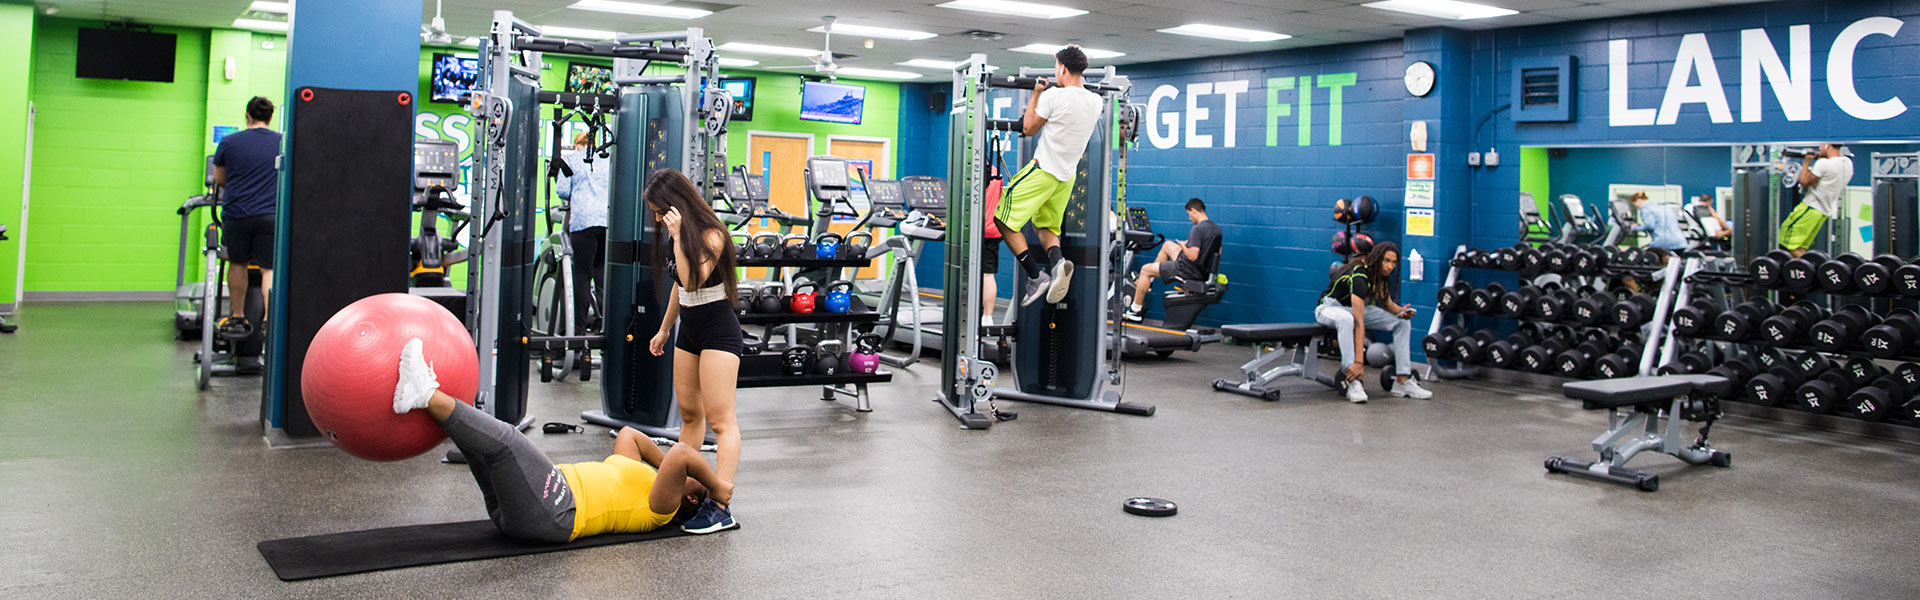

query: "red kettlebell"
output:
789 280 818 314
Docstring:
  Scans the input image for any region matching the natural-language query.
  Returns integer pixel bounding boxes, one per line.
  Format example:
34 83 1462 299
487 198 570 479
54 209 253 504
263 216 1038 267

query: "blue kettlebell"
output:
814 232 843 260
822 279 855 314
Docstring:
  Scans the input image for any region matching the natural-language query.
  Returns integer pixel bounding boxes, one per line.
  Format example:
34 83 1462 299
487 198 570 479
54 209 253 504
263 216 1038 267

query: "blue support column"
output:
1401 28 1477 363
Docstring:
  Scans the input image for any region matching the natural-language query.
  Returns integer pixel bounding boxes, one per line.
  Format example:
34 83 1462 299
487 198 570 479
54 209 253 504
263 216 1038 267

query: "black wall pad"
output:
257 520 697 581
268 87 412 437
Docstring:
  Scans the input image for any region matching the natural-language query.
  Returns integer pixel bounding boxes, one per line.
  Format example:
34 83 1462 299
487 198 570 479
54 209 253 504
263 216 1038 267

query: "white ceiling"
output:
39 0 1776 73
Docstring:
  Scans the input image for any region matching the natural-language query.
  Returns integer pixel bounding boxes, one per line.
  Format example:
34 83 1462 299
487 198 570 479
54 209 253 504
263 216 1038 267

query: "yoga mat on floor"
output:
258 520 695 581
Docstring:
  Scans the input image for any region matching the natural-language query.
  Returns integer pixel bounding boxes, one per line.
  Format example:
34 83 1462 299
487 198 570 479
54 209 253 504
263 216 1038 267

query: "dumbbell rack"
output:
735 255 894 412
1658 257 1920 437
1425 244 1682 382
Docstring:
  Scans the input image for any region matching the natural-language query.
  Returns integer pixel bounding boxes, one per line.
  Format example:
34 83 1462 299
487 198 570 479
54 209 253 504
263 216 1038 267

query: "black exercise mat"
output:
258 520 693 581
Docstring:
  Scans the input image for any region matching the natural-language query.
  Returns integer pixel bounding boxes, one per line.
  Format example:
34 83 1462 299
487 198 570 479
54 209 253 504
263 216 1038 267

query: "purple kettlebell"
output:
848 333 883 374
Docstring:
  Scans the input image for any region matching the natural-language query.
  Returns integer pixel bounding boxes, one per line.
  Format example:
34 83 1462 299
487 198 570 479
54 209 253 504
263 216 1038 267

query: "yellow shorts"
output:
1776 204 1828 251
995 161 1075 233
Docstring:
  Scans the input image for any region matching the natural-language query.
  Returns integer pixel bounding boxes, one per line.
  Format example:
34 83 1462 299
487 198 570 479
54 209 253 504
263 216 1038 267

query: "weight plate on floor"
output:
1123 497 1178 517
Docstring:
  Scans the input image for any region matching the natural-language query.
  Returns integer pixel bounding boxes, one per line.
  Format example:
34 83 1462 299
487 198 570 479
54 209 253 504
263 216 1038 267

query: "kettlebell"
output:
781 234 811 260
822 279 855 314
782 345 814 376
751 232 780 259
814 232 843 260
735 284 754 313
843 231 872 260
812 340 844 376
849 333 882 374
754 283 786 314
789 280 819 314
732 233 751 260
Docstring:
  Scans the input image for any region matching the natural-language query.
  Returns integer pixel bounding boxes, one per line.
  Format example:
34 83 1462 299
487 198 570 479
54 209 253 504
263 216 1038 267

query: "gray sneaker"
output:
1046 259 1075 303
1021 272 1053 306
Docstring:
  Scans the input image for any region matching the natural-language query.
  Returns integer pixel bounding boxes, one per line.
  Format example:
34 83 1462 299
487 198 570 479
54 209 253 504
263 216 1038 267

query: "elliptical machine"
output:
182 179 266 389
529 107 614 382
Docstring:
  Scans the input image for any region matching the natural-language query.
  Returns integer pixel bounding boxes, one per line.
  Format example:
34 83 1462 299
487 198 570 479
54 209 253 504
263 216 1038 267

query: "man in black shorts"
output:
211 97 282 338
1124 198 1219 322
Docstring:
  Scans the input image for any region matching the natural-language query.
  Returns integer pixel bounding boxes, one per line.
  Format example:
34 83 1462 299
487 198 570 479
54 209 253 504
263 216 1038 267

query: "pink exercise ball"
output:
301 293 477 461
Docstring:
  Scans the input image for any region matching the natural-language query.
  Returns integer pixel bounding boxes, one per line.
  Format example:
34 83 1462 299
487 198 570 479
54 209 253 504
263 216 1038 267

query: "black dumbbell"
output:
1853 254 1907 295
1544 246 1578 274
1711 300 1778 341
1448 330 1499 364
1571 246 1606 275
1863 308 1920 357
1795 369 1857 413
1422 325 1465 359
1612 293 1658 328
1498 284 1555 318
1781 250 1830 291
1469 249 1496 268
1520 338 1571 373
1569 292 1616 326
1592 340 1645 379
1530 288 1578 322
1896 395 1920 425
1484 330 1536 369
1705 356 1759 384
1814 253 1866 293
1750 347 1793 372
1807 305 1880 352
1839 356 1884 388
1659 350 1716 375
1518 245 1547 275
1670 297 1720 337
1466 283 1507 314
1436 281 1471 312
1844 367 1918 421
1639 247 1669 267
1896 258 1920 297
1747 365 1809 406
1757 301 1827 346
1749 249 1794 287
1553 339 1611 378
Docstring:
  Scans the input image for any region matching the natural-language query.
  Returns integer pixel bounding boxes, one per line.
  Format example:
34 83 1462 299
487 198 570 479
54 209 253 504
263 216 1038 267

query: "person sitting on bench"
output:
1125 197 1219 322
391 338 739 541
1314 241 1430 403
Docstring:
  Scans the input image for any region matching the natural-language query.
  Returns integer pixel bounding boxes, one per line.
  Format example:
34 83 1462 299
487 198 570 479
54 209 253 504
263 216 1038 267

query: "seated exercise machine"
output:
1547 374 1732 491
0 223 13 333
1117 206 1226 358
1210 324 1338 400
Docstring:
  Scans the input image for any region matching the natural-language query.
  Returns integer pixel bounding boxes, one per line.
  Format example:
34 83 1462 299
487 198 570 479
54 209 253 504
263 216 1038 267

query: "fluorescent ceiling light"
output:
834 67 923 80
1158 24 1289 43
937 0 1086 19
458 37 482 47
540 25 618 40
717 57 760 67
248 1 290 14
808 23 936 41
715 42 820 57
1362 0 1517 20
568 0 710 20
897 58 964 69
233 18 288 32
1009 43 1122 59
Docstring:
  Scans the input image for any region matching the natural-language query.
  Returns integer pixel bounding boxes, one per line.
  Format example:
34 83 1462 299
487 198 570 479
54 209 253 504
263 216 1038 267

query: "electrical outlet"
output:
1485 149 1500 167
1467 152 1481 167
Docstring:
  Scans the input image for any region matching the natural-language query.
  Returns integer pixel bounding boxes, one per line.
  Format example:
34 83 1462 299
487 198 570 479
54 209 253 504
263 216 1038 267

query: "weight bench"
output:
1546 374 1733 491
1211 323 1338 401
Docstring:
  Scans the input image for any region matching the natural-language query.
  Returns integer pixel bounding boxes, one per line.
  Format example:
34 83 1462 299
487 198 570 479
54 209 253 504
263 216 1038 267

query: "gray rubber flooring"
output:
3 301 1920 598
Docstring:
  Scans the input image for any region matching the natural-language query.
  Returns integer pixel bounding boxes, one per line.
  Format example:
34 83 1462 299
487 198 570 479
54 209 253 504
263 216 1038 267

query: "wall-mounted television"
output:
799 80 865 125
566 63 616 96
430 53 478 103
76 27 176 82
718 76 755 122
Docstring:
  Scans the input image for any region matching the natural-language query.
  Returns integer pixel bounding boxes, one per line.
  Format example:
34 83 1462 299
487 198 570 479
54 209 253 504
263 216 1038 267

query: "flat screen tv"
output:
430 53 479 103
566 63 616 96
718 76 755 122
799 80 865 125
76 27 176 82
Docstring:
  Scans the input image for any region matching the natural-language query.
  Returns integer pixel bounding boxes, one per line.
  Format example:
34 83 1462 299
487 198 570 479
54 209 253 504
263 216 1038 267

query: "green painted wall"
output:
1519 146 1550 228
0 5 33 308
25 19 209 292
723 71 901 177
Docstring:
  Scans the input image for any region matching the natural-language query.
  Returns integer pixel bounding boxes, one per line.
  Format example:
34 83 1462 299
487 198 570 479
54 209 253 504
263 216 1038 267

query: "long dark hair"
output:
1342 240 1398 304
645 168 737 305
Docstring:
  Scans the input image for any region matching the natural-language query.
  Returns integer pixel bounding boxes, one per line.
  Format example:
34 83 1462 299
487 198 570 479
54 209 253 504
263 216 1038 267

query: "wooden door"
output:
828 138 889 279
744 133 812 280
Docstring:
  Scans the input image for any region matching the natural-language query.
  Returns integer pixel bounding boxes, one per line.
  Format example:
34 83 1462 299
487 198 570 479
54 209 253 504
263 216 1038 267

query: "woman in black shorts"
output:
642 168 743 532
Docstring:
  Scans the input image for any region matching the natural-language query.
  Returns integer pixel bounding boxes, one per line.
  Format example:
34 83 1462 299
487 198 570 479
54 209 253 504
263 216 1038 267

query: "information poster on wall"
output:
1405 181 1433 208
1406 154 1434 180
1407 208 1434 236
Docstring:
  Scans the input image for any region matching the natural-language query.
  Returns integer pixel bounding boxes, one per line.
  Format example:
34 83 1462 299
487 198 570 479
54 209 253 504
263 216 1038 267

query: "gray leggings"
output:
438 402 577 544
1314 297 1412 377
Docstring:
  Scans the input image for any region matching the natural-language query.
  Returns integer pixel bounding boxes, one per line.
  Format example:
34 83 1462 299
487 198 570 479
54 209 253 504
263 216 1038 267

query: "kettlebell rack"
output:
731 251 892 412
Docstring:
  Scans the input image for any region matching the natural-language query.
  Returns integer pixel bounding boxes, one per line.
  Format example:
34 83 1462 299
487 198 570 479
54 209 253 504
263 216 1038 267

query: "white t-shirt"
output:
1802 156 1854 219
1032 85 1104 181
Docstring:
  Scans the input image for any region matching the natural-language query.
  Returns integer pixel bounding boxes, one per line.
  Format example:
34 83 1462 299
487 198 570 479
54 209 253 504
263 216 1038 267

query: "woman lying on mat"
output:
391 338 740 543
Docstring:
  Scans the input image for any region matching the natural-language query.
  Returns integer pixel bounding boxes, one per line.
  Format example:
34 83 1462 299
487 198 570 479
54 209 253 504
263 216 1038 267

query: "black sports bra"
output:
666 244 727 288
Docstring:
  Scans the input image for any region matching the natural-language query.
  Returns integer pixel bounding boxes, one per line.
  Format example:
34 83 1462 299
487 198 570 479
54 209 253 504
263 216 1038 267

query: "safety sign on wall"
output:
1407 208 1434 237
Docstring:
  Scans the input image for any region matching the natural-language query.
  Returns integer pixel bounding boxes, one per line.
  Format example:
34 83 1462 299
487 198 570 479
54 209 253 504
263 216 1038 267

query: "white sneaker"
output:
1391 378 1433 400
1345 380 1369 404
1021 272 1053 306
393 338 441 414
1046 259 1075 304
1123 307 1144 322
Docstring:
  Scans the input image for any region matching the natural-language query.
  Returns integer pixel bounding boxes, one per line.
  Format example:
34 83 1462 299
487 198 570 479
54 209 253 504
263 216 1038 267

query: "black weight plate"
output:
1123 497 1178 517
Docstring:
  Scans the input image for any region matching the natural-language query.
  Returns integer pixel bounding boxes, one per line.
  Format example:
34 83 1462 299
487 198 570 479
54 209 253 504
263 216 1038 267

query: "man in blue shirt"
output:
1630 192 1688 251
211 97 281 338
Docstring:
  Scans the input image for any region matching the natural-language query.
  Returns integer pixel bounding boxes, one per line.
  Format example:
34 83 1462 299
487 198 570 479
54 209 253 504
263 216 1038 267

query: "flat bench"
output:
1211 323 1338 401
1547 374 1733 491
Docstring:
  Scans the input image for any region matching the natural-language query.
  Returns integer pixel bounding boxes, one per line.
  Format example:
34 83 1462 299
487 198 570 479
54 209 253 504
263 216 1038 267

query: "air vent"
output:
1512 55 1574 123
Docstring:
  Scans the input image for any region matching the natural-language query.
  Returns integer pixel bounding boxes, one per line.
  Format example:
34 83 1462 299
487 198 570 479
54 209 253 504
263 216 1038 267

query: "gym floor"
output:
4 301 1920 598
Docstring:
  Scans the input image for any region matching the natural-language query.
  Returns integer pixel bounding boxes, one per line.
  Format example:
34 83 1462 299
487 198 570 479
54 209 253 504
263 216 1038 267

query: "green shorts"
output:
994 161 1075 233
1777 204 1829 251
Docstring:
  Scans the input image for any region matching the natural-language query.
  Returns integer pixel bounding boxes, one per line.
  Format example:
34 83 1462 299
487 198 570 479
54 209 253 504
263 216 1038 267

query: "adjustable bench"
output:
1211 323 1337 401
1546 374 1733 491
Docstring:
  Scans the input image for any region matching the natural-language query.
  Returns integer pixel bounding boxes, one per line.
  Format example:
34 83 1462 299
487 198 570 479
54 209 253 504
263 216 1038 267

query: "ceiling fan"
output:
761 16 859 80
421 0 453 46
